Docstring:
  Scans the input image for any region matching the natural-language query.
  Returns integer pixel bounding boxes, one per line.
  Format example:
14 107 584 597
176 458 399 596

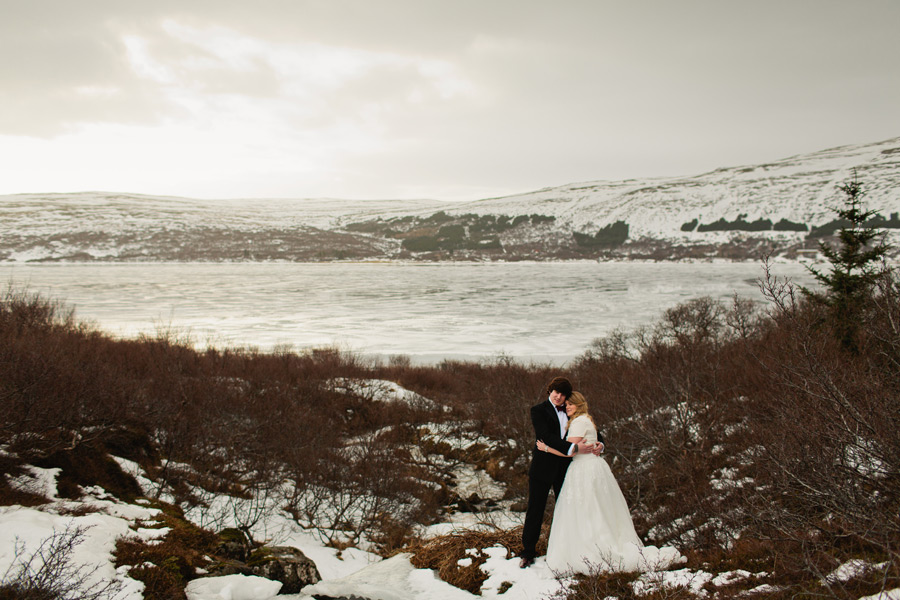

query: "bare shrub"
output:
547 569 634 600
0 286 133 458
383 357 563 495
739 263 900 591
0 524 122 600
570 295 768 550
287 425 434 550
0 457 50 508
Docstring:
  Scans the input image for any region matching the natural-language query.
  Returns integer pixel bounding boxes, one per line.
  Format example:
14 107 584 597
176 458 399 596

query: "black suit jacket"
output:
528 399 575 484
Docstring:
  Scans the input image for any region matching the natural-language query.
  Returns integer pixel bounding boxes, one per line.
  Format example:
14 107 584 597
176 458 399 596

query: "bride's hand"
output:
536 440 547 452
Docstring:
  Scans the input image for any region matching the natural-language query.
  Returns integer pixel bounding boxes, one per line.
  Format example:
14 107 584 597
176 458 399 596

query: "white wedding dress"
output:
545 415 683 574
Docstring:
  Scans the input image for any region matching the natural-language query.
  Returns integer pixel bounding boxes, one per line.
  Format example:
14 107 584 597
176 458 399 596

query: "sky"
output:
0 1 898 202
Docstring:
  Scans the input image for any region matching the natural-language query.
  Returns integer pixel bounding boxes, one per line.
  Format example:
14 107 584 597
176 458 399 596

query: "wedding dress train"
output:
545 415 683 574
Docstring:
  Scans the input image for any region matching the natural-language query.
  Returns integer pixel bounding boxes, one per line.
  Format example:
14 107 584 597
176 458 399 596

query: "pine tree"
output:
802 170 892 351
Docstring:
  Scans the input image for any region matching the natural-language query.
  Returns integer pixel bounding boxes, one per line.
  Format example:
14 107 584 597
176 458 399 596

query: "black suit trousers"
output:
521 462 567 559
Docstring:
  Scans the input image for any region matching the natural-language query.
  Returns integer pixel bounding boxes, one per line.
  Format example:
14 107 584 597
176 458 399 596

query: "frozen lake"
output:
2 261 816 365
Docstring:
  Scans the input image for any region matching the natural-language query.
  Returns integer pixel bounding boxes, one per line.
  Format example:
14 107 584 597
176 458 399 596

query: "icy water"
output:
2 261 815 365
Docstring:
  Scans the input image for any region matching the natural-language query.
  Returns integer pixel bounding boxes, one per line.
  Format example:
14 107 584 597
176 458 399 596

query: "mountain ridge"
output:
431 136 900 236
1 136 898 262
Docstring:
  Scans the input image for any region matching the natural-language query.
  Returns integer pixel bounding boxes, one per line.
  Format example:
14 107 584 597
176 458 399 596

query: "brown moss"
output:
114 500 220 600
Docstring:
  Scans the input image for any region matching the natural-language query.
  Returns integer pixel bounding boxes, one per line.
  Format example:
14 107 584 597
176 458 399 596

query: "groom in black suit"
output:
519 376 603 568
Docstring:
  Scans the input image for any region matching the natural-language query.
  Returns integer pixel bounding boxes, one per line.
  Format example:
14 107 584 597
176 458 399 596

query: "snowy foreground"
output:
6 467 898 600
0 468 573 600
2 376 897 600
0 465 588 600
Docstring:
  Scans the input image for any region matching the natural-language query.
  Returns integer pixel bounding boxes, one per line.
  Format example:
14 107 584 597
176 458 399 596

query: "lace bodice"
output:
567 415 598 444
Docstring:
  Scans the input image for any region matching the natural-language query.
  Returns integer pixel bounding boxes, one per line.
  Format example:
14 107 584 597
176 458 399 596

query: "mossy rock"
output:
248 546 322 594
215 528 254 562
205 558 253 577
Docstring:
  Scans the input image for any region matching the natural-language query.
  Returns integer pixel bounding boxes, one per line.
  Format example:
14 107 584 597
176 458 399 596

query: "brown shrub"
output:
366 513 418 557
747 267 900 558
549 569 641 600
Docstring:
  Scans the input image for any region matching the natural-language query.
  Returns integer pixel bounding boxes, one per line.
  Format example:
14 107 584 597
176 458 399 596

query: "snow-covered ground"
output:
0 461 642 600
9 480 893 600
0 469 686 600
2 378 896 600
0 378 652 600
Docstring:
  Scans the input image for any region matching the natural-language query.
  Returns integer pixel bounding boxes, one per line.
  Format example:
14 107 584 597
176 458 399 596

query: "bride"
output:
536 392 682 574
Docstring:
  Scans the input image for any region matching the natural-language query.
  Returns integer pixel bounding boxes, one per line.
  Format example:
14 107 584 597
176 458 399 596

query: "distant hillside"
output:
1 137 898 262
434 136 900 235
341 136 900 261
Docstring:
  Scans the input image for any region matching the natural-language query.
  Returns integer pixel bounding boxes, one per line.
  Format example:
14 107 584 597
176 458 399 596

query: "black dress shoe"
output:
519 557 534 568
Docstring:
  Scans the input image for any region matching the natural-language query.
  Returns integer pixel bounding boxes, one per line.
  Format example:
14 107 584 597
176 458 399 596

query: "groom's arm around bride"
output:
520 376 574 567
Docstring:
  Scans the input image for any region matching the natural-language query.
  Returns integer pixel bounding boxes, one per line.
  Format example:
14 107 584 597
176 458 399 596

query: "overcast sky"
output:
1 1 898 202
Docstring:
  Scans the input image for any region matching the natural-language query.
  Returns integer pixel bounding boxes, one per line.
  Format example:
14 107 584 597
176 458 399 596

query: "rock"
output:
215 527 254 562
204 558 253 577
249 545 321 594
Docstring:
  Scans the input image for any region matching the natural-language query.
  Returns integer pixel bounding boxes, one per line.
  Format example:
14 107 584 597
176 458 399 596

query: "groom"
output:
519 376 603 568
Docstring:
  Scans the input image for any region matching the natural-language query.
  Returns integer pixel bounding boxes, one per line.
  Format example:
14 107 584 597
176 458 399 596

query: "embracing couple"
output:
519 376 679 574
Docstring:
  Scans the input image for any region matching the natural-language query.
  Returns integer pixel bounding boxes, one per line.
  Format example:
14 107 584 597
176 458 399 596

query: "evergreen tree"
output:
802 171 892 351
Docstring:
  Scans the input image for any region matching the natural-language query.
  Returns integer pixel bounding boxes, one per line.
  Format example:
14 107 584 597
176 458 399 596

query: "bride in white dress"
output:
537 392 683 575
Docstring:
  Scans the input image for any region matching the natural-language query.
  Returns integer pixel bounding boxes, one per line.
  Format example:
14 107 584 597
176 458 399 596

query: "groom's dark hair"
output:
546 376 573 399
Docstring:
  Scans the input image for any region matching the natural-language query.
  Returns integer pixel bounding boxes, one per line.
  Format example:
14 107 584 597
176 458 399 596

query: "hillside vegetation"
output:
1 184 898 599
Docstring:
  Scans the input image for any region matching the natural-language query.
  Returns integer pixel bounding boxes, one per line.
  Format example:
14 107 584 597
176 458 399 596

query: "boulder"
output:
205 558 253 577
249 545 321 594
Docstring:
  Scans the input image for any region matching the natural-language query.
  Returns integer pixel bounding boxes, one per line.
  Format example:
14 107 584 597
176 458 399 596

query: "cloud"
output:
0 1 898 199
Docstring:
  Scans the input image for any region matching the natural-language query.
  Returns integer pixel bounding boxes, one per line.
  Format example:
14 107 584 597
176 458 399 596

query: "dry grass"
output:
408 526 523 594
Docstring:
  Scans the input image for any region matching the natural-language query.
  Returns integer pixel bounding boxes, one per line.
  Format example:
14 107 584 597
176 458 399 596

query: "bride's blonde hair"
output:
565 391 595 431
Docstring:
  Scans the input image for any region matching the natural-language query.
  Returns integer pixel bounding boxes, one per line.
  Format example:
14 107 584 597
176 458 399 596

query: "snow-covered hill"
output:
1 137 898 262
440 136 900 237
